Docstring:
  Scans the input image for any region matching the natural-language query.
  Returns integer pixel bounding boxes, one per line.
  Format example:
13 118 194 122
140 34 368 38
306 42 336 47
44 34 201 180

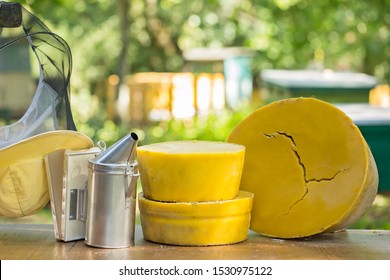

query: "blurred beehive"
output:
369 84 390 108
106 72 226 124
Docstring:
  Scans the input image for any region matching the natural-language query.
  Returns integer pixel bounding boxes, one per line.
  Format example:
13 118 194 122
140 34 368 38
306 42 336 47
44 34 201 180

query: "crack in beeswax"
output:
263 132 345 216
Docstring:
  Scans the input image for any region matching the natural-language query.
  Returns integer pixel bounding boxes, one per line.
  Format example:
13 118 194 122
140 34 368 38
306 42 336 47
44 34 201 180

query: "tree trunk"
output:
116 0 131 95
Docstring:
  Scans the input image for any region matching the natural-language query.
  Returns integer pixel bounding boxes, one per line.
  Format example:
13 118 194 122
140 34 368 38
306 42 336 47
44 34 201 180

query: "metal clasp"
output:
124 160 140 210
69 188 87 221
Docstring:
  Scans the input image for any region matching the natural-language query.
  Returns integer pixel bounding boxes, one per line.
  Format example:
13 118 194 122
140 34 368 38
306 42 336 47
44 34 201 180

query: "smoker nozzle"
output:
92 132 138 166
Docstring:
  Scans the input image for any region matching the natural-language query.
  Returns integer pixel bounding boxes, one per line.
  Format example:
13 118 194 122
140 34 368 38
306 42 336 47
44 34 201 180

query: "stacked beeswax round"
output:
138 191 253 246
137 140 253 246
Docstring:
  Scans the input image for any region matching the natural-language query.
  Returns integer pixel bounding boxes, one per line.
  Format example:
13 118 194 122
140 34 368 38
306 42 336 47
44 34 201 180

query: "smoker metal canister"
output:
85 133 139 248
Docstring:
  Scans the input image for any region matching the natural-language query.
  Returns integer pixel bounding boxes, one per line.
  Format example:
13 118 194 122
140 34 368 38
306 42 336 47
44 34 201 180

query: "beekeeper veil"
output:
0 1 76 149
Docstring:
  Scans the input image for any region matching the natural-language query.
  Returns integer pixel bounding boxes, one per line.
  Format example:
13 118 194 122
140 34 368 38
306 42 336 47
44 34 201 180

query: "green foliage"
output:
350 194 390 230
71 90 132 146
140 106 255 145
13 0 390 89
70 84 258 146
73 96 256 146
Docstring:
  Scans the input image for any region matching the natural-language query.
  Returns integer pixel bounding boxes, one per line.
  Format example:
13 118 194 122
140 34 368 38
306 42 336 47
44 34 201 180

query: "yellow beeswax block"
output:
138 190 254 246
227 97 378 238
137 140 245 202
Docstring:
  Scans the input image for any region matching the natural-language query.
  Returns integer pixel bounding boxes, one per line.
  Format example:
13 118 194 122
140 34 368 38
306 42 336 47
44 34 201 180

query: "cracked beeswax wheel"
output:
227 97 378 238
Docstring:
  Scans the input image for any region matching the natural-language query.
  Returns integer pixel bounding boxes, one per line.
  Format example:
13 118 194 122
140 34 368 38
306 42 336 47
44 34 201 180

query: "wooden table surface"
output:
1 224 390 260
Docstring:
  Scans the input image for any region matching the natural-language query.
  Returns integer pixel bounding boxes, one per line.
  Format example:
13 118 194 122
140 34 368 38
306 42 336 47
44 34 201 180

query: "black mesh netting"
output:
0 1 76 149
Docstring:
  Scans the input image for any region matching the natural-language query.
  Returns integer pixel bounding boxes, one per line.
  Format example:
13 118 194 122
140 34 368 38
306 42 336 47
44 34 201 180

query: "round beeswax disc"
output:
138 190 254 246
137 140 245 202
227 97 378 238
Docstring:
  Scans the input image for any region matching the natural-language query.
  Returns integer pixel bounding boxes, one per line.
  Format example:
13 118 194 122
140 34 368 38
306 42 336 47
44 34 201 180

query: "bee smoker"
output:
85 132 140 248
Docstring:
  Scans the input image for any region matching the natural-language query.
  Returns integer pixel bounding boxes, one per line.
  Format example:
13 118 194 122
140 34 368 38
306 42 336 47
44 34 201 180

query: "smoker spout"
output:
93 132 138 165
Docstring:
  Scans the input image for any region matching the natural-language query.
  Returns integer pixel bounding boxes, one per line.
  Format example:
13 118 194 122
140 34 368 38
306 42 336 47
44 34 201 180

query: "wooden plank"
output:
0 224 389 260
